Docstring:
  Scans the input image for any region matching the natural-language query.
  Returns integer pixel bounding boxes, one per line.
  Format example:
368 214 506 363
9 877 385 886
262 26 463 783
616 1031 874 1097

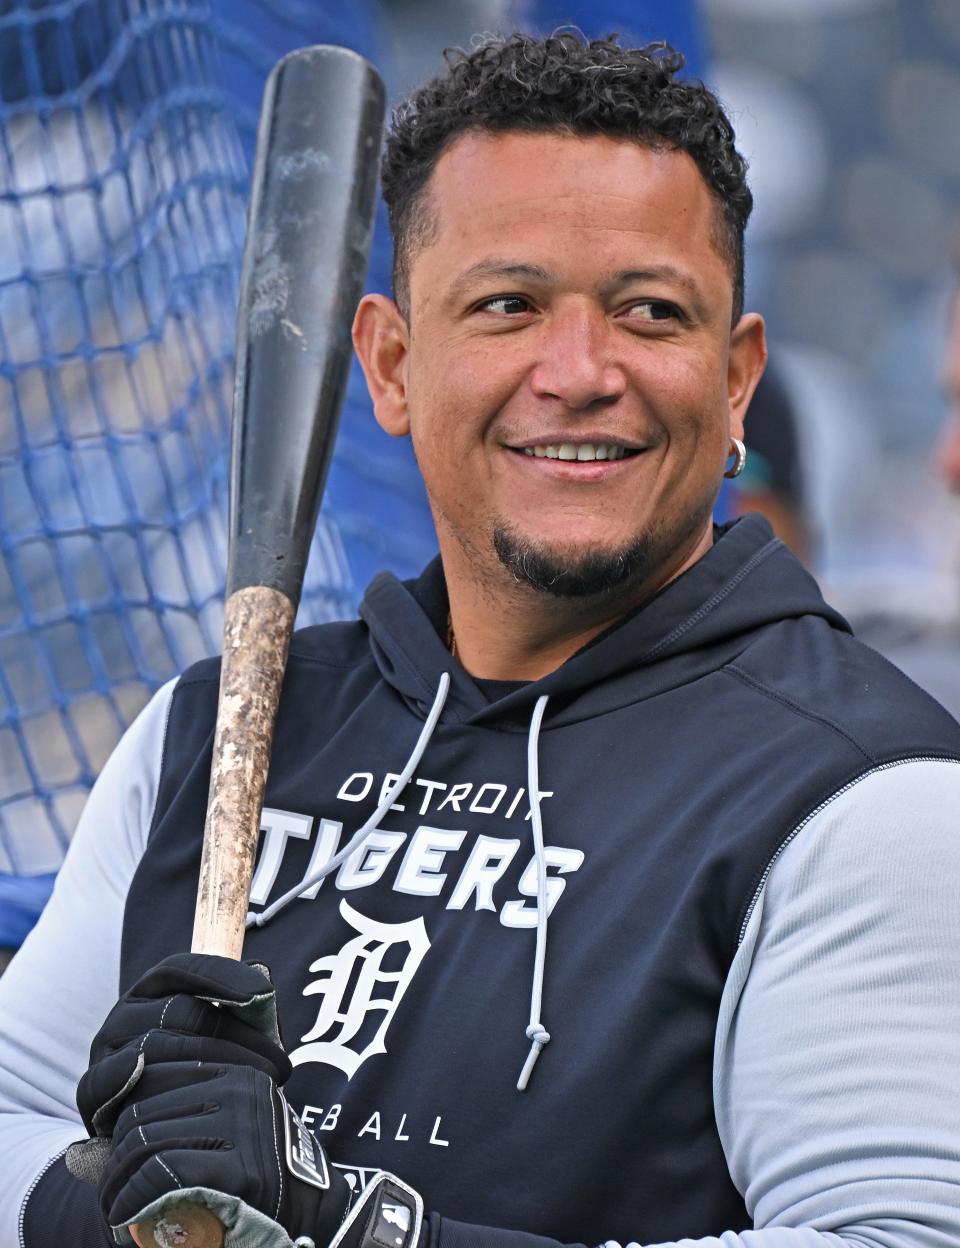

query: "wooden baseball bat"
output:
130 44 385 1248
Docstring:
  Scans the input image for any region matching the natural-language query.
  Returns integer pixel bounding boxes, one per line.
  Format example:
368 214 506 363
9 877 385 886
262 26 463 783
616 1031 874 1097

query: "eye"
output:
623 300 682 323
475 295 534 315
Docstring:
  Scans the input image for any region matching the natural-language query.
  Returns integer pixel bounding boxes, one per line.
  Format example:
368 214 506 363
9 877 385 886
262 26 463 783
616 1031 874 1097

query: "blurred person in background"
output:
851 271 960 720
936 277 960 496
728 362 811 562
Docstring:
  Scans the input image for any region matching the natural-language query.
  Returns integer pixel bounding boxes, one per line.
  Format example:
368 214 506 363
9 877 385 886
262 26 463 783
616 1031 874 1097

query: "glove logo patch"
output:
289 900 430 1079
369 1183 418 1248
379 1202 411 1242
281 1090 331 1190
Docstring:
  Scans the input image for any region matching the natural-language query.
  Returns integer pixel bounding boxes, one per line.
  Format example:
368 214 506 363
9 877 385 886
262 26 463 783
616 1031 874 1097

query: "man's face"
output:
359 131 764 598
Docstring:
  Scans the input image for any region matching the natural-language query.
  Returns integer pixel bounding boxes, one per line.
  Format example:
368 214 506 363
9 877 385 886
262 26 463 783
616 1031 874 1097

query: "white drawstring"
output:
517 693 551 1091
247 673 451 929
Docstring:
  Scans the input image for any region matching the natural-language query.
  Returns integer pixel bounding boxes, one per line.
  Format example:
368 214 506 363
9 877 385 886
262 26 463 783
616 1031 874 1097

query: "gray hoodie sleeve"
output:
438 758 960 1248
704 757 960 1248
0 680 175 1246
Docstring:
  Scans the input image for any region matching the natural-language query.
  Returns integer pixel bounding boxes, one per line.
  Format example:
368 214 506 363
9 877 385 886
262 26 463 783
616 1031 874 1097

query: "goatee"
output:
491 505 712 599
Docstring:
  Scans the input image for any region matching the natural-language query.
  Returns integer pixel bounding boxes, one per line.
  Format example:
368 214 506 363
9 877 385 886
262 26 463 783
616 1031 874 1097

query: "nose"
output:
529 300 627 411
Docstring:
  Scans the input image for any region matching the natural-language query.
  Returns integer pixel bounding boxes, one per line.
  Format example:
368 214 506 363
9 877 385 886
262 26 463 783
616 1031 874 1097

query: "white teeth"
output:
520 443 632 461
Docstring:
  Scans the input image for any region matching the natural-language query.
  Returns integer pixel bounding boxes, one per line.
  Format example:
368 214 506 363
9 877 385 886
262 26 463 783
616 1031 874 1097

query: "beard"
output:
491 499 714 600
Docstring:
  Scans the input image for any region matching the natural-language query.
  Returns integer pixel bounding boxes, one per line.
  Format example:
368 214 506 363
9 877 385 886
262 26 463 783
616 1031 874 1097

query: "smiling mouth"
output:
513 442 640 462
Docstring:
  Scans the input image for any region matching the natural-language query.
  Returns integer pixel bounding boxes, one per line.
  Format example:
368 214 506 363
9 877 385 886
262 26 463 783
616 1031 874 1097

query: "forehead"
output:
411 130 729 291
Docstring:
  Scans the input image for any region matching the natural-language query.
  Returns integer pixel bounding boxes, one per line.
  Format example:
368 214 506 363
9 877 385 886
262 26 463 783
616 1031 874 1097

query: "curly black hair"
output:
381 31 752 322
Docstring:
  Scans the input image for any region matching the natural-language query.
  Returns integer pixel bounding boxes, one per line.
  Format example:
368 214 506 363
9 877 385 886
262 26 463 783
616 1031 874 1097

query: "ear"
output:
352 294 411 437
727 312 767 441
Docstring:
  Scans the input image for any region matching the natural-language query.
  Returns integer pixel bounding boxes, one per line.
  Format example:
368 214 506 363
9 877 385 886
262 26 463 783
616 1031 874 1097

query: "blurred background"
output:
1 0 958 962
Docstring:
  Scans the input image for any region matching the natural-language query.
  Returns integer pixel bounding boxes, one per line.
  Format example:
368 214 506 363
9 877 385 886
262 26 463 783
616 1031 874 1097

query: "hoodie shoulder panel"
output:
288 618 374 670
726 614 960 765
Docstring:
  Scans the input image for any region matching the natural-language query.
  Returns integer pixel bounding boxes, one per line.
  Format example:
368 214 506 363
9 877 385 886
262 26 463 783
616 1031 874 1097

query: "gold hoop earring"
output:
724 437 747 479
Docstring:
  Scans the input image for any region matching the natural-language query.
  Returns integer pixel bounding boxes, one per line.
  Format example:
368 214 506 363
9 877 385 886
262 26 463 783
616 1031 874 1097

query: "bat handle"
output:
193 584 296 957
130 587 296 1245
130 1206 225 1248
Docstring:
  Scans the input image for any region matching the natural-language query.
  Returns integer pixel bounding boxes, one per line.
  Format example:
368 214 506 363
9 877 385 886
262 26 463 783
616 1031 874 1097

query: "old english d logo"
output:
289 899 430 1077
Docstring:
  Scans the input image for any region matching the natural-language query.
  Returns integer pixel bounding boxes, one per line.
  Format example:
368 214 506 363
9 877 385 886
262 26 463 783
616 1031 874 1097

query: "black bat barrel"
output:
228 46 385 604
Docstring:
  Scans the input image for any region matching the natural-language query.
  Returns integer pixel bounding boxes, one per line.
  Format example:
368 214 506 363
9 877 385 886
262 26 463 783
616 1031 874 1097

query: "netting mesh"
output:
0 0 435 887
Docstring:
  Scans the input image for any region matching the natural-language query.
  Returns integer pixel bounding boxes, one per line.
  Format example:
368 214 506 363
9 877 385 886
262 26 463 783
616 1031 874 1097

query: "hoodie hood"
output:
360 514 850 731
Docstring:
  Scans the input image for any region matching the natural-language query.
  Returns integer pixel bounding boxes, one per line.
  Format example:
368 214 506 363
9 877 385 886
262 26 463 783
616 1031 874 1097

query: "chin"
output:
491 526 658 599
491 505 713 600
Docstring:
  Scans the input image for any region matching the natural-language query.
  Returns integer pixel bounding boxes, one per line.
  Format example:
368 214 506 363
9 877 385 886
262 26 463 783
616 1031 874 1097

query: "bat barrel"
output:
228 45 385 604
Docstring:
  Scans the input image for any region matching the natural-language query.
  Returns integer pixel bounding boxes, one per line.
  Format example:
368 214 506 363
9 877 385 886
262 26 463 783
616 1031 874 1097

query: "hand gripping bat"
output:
129 44 385 1248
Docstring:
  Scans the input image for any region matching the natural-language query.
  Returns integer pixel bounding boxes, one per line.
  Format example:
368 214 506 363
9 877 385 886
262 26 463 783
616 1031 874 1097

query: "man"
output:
3 31 960 1248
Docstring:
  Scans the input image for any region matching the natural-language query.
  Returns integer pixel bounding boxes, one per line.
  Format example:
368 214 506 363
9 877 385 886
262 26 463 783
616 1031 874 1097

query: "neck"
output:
442 525 714 681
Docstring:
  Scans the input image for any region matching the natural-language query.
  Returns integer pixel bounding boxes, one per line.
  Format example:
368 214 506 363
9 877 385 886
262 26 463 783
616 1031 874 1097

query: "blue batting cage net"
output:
0 0 437 936
0 0 706 945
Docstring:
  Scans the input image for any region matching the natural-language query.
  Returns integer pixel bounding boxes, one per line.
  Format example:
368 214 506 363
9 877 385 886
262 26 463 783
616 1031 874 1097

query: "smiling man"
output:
355 127 764 677
5 32 960 1248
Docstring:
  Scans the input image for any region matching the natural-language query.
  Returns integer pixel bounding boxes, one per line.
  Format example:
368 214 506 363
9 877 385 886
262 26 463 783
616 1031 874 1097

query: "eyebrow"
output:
600 266 702 298
449 259 556 294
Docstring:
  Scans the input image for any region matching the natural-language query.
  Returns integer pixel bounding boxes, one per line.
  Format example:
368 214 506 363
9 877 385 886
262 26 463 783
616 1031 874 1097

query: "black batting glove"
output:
69 953 343 1242
76 954 292 1140
85 1057 357 1242
67 954 422 1248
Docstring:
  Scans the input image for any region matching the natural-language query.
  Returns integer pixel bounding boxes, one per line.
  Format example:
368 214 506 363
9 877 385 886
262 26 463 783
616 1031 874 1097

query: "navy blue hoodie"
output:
23 515 960 1248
